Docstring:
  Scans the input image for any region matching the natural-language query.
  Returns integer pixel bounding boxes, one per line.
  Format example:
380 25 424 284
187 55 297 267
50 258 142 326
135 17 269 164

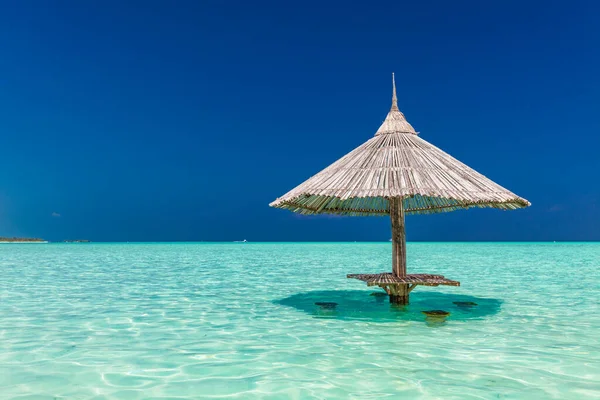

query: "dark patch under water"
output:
422 310 451 317
453 301 478 307
315 302 338 309
276 290 501 322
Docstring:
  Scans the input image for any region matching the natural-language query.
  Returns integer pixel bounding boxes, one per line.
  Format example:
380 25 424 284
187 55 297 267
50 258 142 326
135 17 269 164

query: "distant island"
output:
63 239 91 243
0 237 47 243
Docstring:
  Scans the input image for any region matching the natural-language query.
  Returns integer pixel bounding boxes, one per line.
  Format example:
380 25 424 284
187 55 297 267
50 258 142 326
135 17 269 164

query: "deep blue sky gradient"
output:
1 0 599 241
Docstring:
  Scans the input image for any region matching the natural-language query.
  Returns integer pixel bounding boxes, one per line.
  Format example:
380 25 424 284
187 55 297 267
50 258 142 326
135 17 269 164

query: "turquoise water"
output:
0 242 599 399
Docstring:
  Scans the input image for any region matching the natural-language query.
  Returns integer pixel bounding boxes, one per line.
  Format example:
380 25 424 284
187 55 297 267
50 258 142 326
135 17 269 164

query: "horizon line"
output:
11 240 600 244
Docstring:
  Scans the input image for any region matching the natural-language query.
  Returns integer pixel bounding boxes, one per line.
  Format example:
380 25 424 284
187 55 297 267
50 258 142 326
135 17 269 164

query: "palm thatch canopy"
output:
270 75 530 216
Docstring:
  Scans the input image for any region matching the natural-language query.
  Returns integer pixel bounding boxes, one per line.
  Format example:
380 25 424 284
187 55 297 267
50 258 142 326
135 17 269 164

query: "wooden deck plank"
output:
347 273 460 287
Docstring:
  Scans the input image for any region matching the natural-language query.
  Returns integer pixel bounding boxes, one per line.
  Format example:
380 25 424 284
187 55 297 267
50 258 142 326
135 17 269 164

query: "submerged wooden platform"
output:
348 273 460 305
347 273 460 287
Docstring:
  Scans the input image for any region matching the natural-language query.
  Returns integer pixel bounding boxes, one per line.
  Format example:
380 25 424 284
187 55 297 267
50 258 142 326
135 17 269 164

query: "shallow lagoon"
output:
1 242 598 399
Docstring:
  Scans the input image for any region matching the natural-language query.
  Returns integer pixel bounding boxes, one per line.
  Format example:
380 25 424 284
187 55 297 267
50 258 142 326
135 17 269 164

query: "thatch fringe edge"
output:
270 194 530 216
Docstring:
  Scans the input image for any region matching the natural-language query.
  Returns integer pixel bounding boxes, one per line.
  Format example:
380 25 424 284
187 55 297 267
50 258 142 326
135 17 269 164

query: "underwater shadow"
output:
276 290 502 323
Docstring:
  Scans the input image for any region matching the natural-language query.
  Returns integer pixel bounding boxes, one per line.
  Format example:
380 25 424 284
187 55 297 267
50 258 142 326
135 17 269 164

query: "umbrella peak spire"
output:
375 73 417 136
391 72 398 111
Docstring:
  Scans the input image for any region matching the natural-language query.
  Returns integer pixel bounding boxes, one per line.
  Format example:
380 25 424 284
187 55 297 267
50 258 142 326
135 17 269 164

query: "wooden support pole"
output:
390 198 406 277
390 198 409 304
388 284 409 304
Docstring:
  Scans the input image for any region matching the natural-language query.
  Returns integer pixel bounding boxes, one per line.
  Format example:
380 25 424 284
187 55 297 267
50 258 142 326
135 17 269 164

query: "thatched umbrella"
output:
270 74 530 304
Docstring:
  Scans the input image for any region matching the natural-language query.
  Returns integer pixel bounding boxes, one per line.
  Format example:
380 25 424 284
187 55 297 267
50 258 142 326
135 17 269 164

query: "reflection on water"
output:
276 290 501 323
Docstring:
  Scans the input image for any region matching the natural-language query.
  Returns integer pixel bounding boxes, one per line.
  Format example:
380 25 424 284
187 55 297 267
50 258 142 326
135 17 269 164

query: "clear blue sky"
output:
1 0 598 241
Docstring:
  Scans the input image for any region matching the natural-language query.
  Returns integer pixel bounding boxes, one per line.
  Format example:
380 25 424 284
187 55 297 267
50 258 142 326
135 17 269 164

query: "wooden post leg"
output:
388 284 409 305
390 198 409 304
390 198 407 277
